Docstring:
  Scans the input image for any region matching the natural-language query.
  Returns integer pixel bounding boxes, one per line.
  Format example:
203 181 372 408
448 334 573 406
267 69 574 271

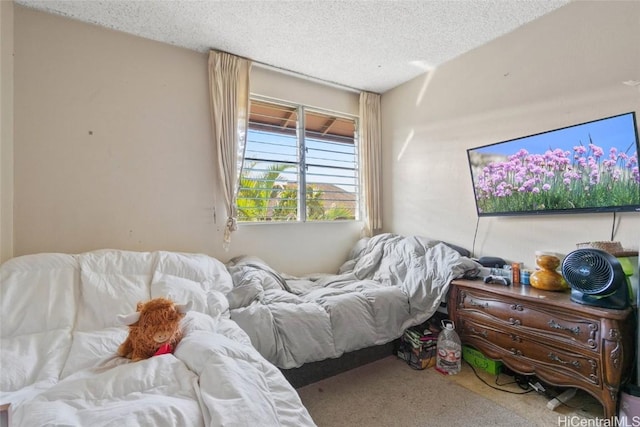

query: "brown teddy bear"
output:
117 297 191 361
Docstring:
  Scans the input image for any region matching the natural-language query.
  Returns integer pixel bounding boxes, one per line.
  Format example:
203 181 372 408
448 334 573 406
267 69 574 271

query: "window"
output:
238 98 359 222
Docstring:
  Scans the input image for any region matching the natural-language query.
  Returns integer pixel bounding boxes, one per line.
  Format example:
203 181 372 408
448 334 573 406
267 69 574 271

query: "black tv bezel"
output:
466 111 640 217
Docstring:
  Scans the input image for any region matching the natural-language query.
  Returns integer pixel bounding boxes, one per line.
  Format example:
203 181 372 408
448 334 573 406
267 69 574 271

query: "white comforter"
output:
1 250 315 427
227 233 481 369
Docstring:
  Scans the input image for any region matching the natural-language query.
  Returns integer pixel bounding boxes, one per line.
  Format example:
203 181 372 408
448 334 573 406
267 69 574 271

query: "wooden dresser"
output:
448 279 636 419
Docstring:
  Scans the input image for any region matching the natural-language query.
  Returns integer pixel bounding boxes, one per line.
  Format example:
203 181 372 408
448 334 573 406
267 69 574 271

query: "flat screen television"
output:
467 112 640 217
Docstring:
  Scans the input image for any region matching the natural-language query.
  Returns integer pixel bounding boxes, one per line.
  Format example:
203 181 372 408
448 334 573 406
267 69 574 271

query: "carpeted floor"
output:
297 356 602 427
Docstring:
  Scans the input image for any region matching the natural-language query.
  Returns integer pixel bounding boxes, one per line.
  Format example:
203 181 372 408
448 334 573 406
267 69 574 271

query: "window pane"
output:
238 159 299 222
238 98 359 223
304 110 358 221
245 130 297 164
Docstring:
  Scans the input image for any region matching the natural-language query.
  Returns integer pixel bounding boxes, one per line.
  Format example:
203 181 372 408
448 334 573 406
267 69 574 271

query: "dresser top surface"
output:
451 279 633 320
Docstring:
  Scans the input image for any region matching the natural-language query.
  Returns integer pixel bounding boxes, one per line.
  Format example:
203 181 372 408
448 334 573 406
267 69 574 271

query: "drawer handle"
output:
548 352 581 369
468 326 488 338
510 304 524 311
548 320 580 335
469 299 489 309
509 348 523 356
509 334 522 343
509 317 521 326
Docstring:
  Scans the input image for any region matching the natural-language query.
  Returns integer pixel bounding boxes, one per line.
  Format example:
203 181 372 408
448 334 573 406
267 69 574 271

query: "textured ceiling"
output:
14 0 571 93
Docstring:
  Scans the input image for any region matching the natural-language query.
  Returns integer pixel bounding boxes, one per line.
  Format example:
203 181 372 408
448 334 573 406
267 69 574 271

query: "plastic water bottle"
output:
436 319 461 375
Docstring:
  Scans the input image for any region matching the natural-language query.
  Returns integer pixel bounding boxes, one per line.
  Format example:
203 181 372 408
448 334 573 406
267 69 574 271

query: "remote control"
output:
483 275 511 286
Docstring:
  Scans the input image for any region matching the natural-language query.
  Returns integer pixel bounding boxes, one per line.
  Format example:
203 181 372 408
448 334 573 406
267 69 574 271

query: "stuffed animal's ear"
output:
118 312 141 325
175 301 192 314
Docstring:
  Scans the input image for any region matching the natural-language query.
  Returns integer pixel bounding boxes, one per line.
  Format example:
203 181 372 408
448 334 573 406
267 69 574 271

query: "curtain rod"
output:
253 62 362 94
210 49 364 95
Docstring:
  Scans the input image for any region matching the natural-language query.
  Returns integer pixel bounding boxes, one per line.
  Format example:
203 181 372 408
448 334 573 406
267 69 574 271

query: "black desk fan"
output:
561 248 630 310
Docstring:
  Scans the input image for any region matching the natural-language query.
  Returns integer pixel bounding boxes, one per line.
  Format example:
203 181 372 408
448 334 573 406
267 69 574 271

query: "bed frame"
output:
280 341 399 388
280 305 450 388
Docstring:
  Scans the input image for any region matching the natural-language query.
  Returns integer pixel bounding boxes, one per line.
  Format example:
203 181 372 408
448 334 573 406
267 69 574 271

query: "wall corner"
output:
0 0 15 262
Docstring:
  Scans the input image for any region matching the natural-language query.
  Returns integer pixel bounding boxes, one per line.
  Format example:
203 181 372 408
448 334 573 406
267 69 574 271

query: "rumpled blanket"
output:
227 233 481 368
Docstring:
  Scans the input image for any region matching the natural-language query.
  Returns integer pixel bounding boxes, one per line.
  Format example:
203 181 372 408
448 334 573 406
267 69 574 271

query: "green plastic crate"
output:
462 345 502 375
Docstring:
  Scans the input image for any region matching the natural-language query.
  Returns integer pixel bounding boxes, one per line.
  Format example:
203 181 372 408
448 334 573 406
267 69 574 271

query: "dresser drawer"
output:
458 317 601 386
457 288 600 351
450 279 634 420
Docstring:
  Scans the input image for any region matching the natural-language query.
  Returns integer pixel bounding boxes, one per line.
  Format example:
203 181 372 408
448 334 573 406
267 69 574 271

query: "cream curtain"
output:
359 91 382 237
208 50 252 249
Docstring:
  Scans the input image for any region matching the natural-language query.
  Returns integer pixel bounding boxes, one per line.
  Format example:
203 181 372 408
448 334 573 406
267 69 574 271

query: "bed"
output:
226 233 482 373
0 249 315 426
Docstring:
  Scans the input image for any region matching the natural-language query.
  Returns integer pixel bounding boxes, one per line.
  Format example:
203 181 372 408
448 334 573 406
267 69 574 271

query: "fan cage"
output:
562 250 615 295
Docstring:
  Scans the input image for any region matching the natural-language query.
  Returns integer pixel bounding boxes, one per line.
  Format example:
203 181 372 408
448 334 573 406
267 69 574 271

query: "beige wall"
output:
381 0 640 270
7 2 640 275
0 0 14 263
10 6 361 275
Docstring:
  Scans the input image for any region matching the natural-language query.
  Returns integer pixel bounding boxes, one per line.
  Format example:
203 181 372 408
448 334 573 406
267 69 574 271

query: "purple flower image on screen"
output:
467 112 640 216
